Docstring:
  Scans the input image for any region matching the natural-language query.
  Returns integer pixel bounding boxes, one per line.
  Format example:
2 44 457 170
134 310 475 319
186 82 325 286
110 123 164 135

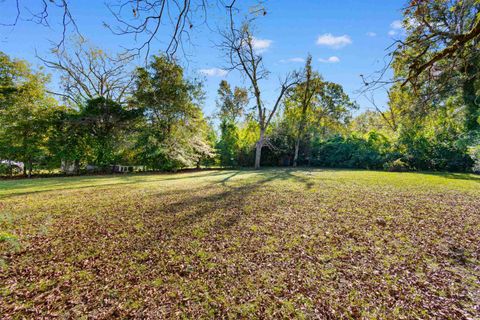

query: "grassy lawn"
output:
1 169 479 319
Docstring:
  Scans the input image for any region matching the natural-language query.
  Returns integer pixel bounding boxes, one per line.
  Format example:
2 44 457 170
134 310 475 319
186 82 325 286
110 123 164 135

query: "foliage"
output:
215 80 248 168
0 163 21 176
216 80 248 122
217 120 240 167
77 97 141 168
469 144 480 173
383 158 409 172
132 55 214 170
310 133 389 169
392 0 480 131
0 52 57 176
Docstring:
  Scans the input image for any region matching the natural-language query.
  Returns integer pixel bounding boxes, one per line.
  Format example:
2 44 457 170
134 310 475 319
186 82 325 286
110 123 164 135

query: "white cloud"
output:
388 20 404 37
316 33 352 49
318 56 340 63
390 20 403 30
251 37 272 52
366 32 377 37
279 57 305 63
199 68 228 77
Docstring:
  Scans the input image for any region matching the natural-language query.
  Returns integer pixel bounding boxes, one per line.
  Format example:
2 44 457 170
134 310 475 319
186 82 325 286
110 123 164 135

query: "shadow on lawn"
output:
148 170 289 232
421 172 480 182
0 170 234 199
147 169 318 233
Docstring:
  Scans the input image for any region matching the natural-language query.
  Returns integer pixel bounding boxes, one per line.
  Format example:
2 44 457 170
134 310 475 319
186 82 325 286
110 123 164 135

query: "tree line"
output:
1 0 479 177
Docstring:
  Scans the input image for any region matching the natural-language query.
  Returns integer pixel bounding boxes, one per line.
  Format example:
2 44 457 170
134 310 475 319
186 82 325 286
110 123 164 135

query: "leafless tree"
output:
221 7 299 169
38 38 134 106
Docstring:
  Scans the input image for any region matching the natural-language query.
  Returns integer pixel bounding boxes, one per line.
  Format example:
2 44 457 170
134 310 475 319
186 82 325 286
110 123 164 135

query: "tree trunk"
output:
293 114 308 167
27 160 32 178
254 130 265 169
293 137 300 167
463 63 479 131
75 159 80 175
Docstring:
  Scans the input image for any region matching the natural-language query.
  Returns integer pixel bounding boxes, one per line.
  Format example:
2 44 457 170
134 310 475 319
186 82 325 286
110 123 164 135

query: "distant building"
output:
0 160 24 170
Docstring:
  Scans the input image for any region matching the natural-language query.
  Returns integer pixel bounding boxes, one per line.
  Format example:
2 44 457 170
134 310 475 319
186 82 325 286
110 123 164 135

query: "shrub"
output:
384 159 409 172
469 145 480 173
310 135 388 169
0 163 22 176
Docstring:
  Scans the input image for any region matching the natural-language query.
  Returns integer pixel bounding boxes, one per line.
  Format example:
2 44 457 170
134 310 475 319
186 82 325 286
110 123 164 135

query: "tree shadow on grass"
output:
149 168 328 234
0 178 159 199
0 170 237 199
146 170 287 233
281 169 316 189
419 172 480 183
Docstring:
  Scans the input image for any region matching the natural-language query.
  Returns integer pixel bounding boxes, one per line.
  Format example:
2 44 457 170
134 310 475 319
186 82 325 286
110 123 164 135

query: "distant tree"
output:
216 80 248 122
222 20 299 169
285 58 357 166
132 55 214 170
77 97 141 168
285 55 319 167
0 52 57 177
215 80 248 167
350 110 394 135
47 107 89 173
39 38 134 106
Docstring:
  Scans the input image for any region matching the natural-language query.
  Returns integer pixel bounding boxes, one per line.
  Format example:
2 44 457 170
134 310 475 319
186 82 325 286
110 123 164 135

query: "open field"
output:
1 169 479 319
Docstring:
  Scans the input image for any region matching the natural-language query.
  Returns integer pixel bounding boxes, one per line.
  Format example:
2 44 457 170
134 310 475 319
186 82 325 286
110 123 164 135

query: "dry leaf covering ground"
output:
1 169 479 319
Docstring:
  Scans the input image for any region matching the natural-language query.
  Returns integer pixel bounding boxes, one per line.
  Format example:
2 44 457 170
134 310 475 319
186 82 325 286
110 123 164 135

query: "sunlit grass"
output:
1 169 479 318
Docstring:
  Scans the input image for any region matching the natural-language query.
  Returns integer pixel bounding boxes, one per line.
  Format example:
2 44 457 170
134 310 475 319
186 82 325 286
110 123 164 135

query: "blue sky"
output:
1 0 405 117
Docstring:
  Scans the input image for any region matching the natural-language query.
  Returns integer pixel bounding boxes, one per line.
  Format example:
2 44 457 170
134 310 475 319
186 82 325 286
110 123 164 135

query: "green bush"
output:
0 163 22 176
310 135 388 169
384 159 409 172
469 145 480 173
398 130 473 171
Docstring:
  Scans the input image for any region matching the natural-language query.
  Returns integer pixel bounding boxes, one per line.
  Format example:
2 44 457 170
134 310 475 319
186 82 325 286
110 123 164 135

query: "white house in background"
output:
0 160 24 170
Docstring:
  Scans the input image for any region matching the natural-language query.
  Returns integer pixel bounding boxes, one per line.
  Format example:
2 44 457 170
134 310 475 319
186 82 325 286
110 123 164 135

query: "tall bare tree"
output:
38 38 134 106
222 17 298 169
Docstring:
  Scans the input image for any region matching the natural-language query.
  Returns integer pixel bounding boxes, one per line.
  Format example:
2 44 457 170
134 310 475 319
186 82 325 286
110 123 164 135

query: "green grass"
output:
1 169 479 318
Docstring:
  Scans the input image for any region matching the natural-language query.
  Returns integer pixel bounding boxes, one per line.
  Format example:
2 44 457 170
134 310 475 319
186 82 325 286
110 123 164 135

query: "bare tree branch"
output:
0 0 80 51
37 39 135 106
